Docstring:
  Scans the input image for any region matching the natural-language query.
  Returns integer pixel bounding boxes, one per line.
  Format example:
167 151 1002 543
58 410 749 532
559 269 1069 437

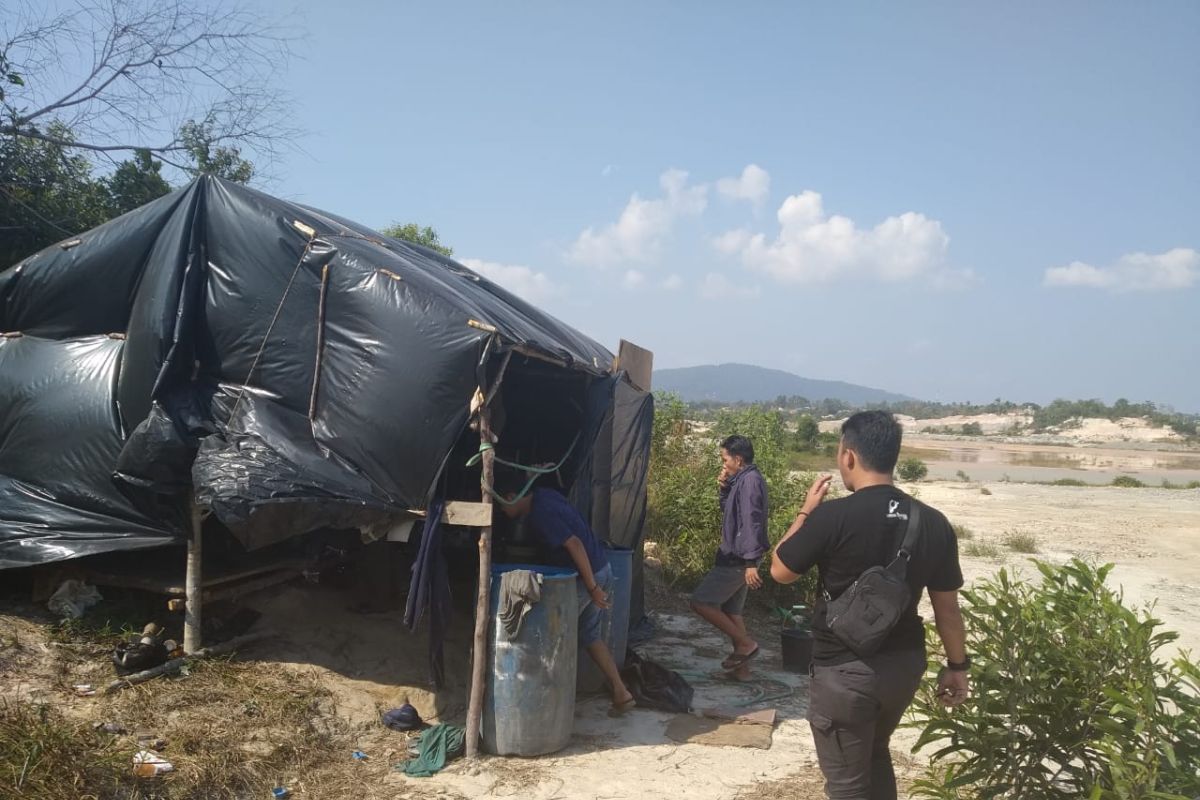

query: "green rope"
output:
466 431 582 506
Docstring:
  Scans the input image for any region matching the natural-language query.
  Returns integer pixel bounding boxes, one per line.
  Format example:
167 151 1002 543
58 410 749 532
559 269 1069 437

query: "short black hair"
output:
840 411 903 474
720 434 754 464
493 469 527 496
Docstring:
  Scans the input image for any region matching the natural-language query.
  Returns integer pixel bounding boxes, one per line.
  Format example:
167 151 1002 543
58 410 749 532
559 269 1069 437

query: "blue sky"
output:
254 1 1198 409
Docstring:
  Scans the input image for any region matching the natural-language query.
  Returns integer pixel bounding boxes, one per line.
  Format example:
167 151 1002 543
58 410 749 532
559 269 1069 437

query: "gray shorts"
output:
691 564 749 615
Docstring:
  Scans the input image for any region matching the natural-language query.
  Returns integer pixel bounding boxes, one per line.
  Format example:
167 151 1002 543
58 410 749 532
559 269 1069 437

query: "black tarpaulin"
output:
0 176 618 568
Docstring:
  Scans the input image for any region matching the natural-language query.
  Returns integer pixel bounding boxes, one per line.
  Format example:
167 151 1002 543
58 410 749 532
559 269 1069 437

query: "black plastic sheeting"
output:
0 176 622 568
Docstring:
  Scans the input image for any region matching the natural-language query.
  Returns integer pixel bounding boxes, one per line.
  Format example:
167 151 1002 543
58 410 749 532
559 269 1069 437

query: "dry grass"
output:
0 617 400 800
963 541 1001 558
1002 531 1039 554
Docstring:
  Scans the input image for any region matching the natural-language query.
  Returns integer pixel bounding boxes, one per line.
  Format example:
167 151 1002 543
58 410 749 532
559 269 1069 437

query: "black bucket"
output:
780 628 814 673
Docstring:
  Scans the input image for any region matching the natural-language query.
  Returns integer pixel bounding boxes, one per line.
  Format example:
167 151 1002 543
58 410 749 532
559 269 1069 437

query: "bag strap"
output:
887 498 922 578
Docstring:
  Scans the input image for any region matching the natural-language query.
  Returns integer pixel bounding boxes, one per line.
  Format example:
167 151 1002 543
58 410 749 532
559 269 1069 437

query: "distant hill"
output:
653 363 914 405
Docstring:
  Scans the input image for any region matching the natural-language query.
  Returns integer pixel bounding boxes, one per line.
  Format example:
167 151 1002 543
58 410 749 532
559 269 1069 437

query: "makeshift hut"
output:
0 176 654 751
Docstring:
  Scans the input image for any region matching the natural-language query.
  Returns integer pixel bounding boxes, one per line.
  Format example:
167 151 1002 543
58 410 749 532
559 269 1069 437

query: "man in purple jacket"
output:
689 435 769 676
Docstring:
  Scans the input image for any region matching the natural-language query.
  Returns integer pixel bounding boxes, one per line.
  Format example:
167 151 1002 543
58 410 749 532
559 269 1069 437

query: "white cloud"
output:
1043 248 1199 292
699 272 760 300
621 269 646 290
715 190 951 284
459 258 558 305
716 164 770 205
569 169 708 267
662 274 683 291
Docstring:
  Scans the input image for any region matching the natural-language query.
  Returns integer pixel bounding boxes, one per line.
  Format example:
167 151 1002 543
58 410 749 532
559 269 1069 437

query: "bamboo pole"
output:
464 403 495 758
183 500 203 654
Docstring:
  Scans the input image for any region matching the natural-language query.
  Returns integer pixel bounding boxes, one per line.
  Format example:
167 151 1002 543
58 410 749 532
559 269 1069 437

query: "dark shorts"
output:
576 563 614 647
691 564 749 615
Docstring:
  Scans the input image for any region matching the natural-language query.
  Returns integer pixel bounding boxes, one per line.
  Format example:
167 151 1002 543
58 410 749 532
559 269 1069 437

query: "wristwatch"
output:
946 655 971 672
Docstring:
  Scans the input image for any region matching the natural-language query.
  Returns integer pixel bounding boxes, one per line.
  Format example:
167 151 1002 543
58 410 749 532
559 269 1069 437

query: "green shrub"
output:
955 469 971 482
1111 475 1146 488
1001 530 1038 553
979 487 992 496
897 458 929 482
952 523 975 541
909 559 1200 799
961 422 984 436
1188 481 1200 490
1051 478 1088 487
646 394 819 604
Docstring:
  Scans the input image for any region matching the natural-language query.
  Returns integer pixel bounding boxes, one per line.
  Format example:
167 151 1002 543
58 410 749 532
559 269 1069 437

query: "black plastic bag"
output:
619 649 693 713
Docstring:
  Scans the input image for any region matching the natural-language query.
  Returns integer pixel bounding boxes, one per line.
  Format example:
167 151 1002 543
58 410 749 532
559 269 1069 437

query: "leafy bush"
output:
898 458 929 482
955 469 971 482
1111 475 1146 488
909 560 1200 799
961 422 984 436
646 394 819 603
952 523 975 541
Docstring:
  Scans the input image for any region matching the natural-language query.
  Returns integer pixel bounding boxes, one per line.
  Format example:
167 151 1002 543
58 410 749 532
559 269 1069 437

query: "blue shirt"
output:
526 488 609 575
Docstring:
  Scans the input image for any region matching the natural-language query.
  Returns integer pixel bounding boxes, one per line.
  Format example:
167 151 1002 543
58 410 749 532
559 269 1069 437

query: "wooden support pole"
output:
465 403 495 758
183 501 203 654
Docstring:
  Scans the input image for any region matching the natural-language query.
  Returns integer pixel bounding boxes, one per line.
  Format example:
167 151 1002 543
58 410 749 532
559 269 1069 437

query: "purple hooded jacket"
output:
717 464 770 565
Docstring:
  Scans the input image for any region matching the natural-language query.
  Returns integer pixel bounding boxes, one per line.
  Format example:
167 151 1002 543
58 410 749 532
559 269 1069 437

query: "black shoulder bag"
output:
824 499 922 658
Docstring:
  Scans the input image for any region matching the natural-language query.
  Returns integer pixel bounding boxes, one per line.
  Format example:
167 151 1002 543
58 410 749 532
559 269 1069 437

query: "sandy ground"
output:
907 480 1200 658
820 413 1185 445
3 435 1198 798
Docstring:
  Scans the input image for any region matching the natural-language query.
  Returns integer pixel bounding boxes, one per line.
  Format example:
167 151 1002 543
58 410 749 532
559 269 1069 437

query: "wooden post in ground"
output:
183 500 203 654
465 402 495 758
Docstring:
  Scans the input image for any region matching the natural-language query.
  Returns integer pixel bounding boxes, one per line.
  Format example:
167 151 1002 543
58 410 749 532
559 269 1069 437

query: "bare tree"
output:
0 0 295 171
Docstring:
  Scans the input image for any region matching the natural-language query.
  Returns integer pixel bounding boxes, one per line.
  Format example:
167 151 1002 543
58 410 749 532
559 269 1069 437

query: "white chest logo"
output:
887 499 908 520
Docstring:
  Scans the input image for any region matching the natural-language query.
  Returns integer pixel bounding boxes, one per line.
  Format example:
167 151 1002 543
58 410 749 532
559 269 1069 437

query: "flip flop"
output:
608 696 636 717
722 646 760 671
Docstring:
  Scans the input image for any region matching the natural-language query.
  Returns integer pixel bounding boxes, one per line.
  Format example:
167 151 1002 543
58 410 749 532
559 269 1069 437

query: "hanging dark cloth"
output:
404 499 450 688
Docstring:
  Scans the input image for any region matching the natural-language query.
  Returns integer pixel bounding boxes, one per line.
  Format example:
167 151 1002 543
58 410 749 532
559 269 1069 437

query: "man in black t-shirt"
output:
771 411 969 800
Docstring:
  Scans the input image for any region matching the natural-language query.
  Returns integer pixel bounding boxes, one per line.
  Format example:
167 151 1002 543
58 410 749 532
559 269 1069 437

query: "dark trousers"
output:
807 649 926 800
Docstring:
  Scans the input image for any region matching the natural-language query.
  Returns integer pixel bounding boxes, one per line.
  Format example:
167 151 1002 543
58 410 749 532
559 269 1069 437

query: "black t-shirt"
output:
776 484 963 665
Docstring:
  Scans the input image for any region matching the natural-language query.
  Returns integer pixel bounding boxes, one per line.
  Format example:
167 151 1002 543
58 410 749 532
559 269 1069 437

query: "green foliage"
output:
898 458 929 482
909 559 1200 799
1111 475 1146 488
646 393 819 604
0 123 115 266
1051 478 1089 487
382 222 453 256
180 119 254 183
105 149 172 215
952 523 974 541
961 422 984 436
1032 397 1198 439
793 414 820 451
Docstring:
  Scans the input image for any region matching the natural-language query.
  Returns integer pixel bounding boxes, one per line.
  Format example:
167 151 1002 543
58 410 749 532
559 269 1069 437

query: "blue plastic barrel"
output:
577 546 634 694
483 564 578 756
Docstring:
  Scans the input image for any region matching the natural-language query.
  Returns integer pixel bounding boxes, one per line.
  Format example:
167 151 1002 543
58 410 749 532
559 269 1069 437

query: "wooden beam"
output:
465 403 496 758
442 501 492 527
615 339 654 392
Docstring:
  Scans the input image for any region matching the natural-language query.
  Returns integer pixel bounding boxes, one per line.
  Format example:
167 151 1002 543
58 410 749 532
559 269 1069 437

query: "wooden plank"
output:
616 339 654 392
465 404 496 758
442 500 492 527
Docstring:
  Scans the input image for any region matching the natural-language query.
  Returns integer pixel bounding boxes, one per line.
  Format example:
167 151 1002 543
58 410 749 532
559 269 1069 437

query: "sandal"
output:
722 646 760 671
